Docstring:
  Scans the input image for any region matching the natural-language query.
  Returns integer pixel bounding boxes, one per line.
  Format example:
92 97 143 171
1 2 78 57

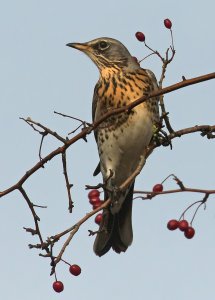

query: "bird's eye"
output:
98 41 109 50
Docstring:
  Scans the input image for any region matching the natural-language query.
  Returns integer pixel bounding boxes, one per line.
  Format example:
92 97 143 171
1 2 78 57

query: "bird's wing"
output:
92 81 101 141
92 81 101 176
145 69 160 93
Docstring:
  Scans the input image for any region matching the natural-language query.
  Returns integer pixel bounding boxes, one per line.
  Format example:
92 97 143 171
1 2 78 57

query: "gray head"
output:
66 37 140 71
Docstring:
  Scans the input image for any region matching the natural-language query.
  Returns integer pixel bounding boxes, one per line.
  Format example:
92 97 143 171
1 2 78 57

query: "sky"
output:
0 0 215 299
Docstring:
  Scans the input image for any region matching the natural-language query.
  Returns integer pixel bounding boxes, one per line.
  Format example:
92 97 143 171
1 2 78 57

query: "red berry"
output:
184 227 195 239
178 220 189 232
95 213 103 225
135 31 145 42
88 189 100 200
153 184 163 193
93 201 103 210
167 219 178 230
164 19 172 29
89 196 101 206
53 281 64 293
69 264 81 276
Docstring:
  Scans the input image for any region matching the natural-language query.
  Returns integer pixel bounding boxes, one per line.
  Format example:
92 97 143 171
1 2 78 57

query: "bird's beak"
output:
66 42 90 52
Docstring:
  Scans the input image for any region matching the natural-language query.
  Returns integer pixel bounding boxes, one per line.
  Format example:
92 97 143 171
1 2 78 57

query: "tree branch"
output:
1 72 214 198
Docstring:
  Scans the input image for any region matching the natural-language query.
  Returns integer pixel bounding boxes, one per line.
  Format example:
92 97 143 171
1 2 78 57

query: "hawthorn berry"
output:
135 31 145 42
167 219 178 230
184 226 195 239
89 196 101 206
164 19 172 29
88 189 100 200
153 184 163 193
93 201 103 210
178 220 189 232
53 281 64 293
69 264 81 276
95 213 103 225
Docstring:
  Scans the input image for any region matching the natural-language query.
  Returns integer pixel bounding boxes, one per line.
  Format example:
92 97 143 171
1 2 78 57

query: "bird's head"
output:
66 37 139 72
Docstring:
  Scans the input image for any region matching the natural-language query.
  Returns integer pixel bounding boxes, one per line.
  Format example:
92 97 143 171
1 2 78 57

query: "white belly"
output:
98 104 153 186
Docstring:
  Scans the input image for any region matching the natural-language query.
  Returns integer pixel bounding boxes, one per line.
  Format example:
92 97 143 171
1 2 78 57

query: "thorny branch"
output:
134 187 215 200
0 71 214 275
1 72 215 200
19 187 44 245
20 117 66 144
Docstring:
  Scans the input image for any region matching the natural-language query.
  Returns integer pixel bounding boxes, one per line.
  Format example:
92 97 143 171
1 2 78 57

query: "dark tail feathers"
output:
93 183 134 256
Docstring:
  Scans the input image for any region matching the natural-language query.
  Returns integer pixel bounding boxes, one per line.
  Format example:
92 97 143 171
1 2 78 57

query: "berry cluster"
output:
151 178 196 240
167 219 195 239
52 264 82 293
88 189 103 225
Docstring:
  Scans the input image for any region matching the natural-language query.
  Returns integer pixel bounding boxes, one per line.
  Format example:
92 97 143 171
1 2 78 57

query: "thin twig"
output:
54 111 91 125
144 42 164 62
20 117 66 143
139 52 156 63
158 45 176 134
61 152 74 213
54 110 91 136
39 132 48 162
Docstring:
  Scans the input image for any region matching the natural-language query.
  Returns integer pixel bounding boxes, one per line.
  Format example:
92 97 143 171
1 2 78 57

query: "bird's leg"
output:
151 122 172 148
104 169 114 186
103 170 122 210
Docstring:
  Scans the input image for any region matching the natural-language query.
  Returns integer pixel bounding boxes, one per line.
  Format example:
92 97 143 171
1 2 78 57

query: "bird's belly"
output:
98 106 153 185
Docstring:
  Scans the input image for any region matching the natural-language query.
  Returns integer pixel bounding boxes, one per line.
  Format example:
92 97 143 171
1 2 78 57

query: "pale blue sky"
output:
0 1 215 299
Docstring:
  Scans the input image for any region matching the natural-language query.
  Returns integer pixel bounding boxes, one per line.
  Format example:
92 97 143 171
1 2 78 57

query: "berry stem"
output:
161 173 176 184
179 193 209 222
190 194 209 225
190 202 203 226
139 52 156 63
178 201 201 221
170 29 175 51
60 258 71 266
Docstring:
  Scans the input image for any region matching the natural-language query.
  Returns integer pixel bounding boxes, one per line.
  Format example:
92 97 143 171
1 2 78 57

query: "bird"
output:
66 37 160 256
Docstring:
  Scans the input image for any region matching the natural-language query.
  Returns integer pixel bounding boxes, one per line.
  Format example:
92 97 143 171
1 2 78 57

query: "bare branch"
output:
51 199 111 268
19 187 43 244
1 120 214 198
134 187 215 200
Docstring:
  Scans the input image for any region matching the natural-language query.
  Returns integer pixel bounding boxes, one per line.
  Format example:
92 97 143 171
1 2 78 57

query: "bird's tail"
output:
93 183 134 256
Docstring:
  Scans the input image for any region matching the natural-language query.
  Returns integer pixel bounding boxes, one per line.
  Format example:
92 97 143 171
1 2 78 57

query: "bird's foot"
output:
151 123 172 149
